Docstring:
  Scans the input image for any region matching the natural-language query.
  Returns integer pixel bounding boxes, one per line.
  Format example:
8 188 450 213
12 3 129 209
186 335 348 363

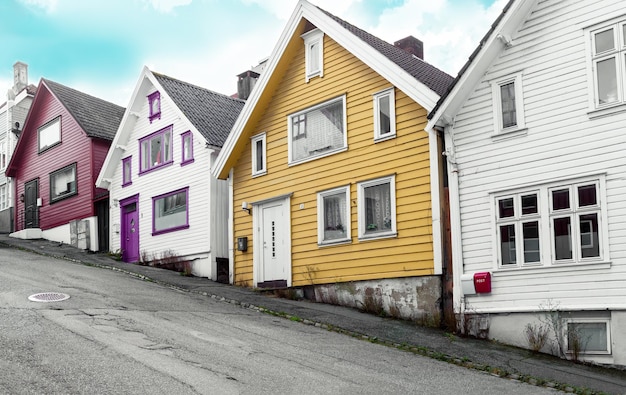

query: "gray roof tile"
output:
154 73 245 148
320 8 454 97
43 79 125 141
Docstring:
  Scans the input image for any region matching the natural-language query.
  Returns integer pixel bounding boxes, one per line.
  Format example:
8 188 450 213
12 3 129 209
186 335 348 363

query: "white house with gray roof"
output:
97 67 244 280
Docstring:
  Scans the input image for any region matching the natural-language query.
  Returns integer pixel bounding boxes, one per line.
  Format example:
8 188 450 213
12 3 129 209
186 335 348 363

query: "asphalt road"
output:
0 245 556 394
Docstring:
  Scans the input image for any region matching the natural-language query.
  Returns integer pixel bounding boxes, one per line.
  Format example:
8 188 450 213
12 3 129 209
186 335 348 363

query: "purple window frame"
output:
181 131 194 166
122 156 132 187
152 187 189 235
148 91 161 123
139 125 174 175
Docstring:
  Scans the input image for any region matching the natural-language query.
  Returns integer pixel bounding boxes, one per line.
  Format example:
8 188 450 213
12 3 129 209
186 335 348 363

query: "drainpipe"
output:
228 168 234 284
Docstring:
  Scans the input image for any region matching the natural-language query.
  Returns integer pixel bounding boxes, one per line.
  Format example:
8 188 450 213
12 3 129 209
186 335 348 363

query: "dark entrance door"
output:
24 179 39 228
95 199 109 252
120 197 139 263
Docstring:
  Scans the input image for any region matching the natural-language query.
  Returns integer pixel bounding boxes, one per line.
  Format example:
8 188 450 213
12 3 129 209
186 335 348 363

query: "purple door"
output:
120 197 139 263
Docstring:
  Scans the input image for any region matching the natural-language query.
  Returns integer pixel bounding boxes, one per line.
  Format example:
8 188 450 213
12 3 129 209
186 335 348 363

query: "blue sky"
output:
0 0 503 106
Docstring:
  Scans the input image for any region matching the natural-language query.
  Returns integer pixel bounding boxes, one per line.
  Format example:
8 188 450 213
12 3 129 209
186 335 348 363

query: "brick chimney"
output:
13 61 28 94
394 36 424 60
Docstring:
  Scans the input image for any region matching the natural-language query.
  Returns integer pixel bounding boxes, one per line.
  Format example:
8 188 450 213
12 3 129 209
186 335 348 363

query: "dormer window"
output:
302 29 324 82
148 91 161 123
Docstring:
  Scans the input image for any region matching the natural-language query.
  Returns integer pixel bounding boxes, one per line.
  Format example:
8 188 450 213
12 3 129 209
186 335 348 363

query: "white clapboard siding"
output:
108 79 224 267
452 0 626 312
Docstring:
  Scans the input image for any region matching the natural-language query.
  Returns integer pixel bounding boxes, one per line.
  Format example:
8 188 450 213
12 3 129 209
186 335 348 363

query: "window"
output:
494 178 604 268
302 29 324 82
153 187 189 234
496 192 542 266
38 117 61 152
567 320 611 355
50 163 77 203
373 88 396 141
588 19 626 108
122 156 132 187
288 96 346 164
358 175 396 240
251 133 266 176
318 186 350 245
0 184 6 210
491 73 525 134
181 131 194 165
550 182 601 262
148 91 161 123
0 141 5 170
139 125 173 173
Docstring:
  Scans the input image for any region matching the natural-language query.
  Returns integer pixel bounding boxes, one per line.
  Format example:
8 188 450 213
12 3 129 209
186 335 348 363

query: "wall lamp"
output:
242 201 251 214
20 193 24 203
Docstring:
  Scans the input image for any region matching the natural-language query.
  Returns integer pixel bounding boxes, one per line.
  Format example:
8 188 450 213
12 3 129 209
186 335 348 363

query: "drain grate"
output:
28 292 70 303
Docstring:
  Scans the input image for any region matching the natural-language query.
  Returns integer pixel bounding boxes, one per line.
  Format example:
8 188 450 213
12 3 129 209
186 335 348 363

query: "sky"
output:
0 0 506 107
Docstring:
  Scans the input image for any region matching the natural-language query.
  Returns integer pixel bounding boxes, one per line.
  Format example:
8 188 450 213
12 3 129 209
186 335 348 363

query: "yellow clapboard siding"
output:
230 31 436 286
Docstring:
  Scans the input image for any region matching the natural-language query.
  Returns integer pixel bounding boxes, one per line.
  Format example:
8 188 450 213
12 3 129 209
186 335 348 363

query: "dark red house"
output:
5 79 124 251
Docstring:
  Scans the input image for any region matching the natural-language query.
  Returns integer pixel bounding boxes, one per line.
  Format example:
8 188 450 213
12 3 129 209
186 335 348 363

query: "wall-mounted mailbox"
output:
237 236 248 252
473 272 491 293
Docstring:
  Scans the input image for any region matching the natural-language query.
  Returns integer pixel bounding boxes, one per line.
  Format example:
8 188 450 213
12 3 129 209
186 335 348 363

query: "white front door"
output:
256 197 290 287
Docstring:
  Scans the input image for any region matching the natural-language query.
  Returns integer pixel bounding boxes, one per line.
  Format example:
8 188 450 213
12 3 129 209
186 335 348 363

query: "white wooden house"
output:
0 62 36 233
427 0 626 366
96 67 244 280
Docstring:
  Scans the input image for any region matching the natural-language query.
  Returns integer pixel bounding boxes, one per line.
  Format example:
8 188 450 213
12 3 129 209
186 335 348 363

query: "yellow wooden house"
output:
213 0 454 321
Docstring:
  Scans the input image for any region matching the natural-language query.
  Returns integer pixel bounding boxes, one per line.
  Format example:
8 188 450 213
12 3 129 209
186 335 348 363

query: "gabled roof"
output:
96 67 244 189
43 79 125 140
426 0 536 128
213 0 454 179
154 72 245 147
5 78 125 177
321 9 453 96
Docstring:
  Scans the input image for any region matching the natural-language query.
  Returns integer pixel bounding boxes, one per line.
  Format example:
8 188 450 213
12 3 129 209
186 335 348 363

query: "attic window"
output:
148 91 161 123
302 29 324 82
38 117 61 153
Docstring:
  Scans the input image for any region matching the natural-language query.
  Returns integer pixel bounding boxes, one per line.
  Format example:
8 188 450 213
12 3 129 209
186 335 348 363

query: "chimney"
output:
235 58 267 100
394 36 424 60
236 70 261 101
13 61 28 94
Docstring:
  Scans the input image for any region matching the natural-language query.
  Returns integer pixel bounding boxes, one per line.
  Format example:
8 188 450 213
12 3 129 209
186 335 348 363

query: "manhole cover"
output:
28 292 70 303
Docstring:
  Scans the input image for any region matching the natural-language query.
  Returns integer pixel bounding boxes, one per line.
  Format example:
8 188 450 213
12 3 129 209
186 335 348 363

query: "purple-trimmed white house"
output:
427 0 626 366
96 67 244 279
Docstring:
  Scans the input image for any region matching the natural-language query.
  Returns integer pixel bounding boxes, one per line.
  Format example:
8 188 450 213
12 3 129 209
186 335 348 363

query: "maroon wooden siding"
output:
92 138 111 200
11 86 107 231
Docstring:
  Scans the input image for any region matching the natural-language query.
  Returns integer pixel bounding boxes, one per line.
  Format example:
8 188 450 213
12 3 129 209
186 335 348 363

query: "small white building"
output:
0 62 36 232
96 67 244 280
428 0 626 366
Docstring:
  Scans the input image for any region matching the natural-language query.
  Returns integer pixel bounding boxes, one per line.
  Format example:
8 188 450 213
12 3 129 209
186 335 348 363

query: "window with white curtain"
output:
357 175 396 240
317 186 350 245
288 96 346 164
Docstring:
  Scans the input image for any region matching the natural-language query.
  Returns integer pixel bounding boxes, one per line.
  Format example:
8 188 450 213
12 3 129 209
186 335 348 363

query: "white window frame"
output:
357 175 397 240
490 72 525 136
565 319 611 355
585 17 626 112
251 132 267 177
49 163 77 203
317 186 351 246
373 87 396 141
38 117 61 152
495 191 541 268
492 176 608 270
287 95 347 165
302 28 324 82
0 184 6 210
0 140 6 170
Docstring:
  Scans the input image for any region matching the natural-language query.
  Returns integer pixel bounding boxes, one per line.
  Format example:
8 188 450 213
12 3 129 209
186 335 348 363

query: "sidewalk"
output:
1 234 625 394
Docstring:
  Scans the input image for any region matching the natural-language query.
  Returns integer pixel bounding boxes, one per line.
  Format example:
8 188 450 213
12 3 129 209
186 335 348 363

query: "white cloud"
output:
242 0 359 21
18 0 58 13
364 0 509 76
141 0 193 13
